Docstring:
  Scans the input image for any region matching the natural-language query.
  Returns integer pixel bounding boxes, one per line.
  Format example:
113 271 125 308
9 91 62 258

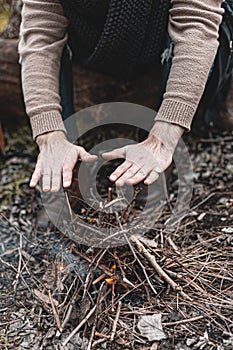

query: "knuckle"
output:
138 170 146 177
52 173 61 178
126 170 133 176
78 146 85 153
63 165 72 173
125 160 131 166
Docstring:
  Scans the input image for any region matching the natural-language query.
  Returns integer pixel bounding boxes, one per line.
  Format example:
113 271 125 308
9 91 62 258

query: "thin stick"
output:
93 337 109 347
110 301 122 341
115 212 157 296
48 289 62 332
64 191 74 220
131 235 192 301
13 229 23 293
62 305 97 347
163 315 204 326
108 187 112 202
87 282 105 350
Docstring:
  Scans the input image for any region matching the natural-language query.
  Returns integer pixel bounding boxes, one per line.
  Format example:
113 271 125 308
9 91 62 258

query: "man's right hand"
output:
30 130 98 192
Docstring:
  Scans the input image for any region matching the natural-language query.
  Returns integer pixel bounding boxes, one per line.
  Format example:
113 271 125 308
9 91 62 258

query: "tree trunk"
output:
0 38 25 119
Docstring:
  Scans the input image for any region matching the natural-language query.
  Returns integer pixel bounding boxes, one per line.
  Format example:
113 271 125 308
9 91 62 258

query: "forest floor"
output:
0 120 232 350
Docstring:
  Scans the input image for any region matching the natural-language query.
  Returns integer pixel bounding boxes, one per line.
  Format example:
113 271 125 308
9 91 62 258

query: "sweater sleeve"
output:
155 0 224 130
18 0 68 139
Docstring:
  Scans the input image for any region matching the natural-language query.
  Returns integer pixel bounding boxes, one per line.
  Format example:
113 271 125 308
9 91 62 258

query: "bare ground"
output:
0 122 233 350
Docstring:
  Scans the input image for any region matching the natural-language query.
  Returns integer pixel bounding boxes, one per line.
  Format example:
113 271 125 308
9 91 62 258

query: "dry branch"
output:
131 235 193 301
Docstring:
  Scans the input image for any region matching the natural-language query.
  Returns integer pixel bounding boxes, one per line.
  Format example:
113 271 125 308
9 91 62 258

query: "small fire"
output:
110 265 116 273
59 265 65 271
105 277 116 285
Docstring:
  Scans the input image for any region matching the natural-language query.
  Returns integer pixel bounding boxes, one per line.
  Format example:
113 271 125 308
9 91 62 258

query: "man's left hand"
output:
102 121 184 186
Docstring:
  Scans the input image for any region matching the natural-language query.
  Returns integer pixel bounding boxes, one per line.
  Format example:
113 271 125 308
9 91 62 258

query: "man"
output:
18 0 226 193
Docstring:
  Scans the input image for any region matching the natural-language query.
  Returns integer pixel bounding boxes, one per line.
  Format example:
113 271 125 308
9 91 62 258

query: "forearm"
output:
156 0 224 130
18 0 68 139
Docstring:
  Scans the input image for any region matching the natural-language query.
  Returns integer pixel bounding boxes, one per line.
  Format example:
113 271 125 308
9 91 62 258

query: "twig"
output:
110 301 122 341
107 187 112 203
92 337 109 347
64 191 74 221
166 236 181 255
83 248 107 300
48 289 62 332
62 305 97 347
115 212 157 296
163 315 204 326
13 229 23 293
114 251 136 288
87 282 105 350
131 235 192 301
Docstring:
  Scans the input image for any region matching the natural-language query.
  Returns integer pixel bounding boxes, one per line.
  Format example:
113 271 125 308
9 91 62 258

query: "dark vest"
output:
60 0 171 78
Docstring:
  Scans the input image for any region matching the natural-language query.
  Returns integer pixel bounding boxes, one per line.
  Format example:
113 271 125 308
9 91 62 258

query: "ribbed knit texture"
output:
155 99 195 130
30 111 67 139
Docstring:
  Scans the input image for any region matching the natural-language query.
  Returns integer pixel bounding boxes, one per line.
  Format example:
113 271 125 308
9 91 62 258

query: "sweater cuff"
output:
155 99 196 131
30 111 67 140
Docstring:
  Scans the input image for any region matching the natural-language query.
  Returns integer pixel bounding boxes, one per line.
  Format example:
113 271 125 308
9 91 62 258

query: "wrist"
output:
36 130 66 147
147 121 184 150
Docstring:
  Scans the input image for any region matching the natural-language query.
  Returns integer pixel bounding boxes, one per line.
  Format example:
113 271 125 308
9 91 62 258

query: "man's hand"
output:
30 131 97 192
102 121 184 186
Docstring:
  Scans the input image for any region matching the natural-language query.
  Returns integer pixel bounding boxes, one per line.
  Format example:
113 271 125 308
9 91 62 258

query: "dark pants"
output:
59 45 75 120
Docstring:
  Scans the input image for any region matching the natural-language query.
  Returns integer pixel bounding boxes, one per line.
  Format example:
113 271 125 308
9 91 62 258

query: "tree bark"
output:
0 38 25 119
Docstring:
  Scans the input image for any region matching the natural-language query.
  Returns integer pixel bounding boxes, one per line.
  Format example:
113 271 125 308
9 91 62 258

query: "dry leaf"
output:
138 314 167 341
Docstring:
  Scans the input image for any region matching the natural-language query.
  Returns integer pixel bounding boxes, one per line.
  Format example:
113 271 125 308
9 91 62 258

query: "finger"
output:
102 147 126 160
115 163 142 186
144 170 160 185
51 171 62 192
109 160 132 183
78 147 98 163
30 161 42 188
42 169 52 192
125 169 148 185
62 162 75 188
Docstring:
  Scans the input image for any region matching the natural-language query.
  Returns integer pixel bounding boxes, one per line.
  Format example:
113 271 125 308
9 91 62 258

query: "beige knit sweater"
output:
18 0 224 140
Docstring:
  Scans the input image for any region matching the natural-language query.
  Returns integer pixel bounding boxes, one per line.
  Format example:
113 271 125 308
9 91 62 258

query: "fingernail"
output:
63 181 70 187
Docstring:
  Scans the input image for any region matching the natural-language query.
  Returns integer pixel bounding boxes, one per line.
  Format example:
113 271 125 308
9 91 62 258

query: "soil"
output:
0 120 232 350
